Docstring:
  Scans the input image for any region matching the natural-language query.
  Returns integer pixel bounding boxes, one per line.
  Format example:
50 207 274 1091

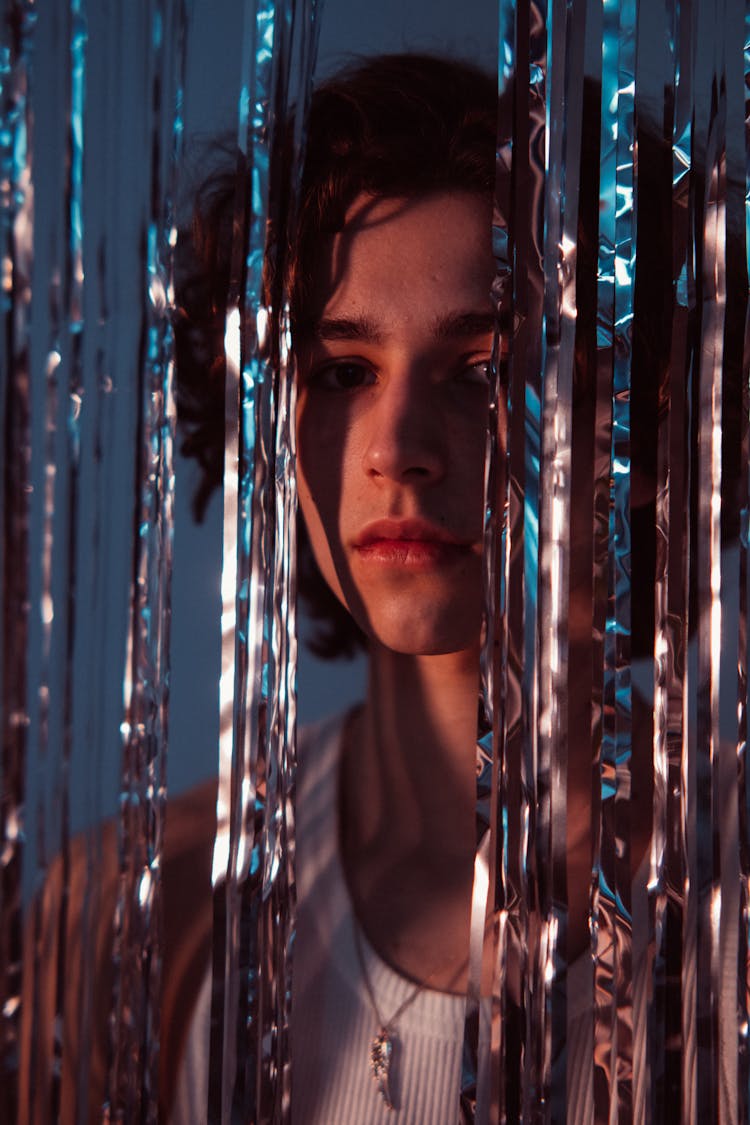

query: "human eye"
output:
307 360 377 392
458 358 492 386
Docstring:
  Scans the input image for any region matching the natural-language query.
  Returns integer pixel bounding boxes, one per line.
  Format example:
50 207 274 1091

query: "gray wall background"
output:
169 0 498 793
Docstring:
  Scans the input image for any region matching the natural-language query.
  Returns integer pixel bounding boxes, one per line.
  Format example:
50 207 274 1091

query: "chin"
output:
333 570 484 658
366 608 482 658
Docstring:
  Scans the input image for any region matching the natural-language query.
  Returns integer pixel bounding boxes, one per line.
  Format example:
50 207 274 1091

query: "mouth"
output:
352 519 474 568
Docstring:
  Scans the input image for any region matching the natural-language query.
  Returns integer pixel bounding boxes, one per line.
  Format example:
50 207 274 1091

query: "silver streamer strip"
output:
485 1 548 1117
28 3 87 1118
692 11 724 1110
109 2 187 1120
739 5 750 1118
484 9 515 1113
535 1 586 1118
210 0 280 1108
480 1 544 1119
520 4 555 1111
593 0 637 1119
471 22 515 1115
646 0 692 1118
209 1 319 1120
690 1 744 1118
264 5 321 1111
481 8 518 1119
0 3 35 1119
18 3 93 1119
516 2 549 1114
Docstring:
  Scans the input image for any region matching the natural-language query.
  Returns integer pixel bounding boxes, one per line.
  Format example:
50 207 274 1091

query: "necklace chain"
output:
353 923 428 1032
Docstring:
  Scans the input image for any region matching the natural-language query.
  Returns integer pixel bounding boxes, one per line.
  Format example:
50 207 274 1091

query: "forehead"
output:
306 192 495 329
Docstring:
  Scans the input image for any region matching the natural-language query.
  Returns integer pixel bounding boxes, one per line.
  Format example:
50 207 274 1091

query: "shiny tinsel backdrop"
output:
2 1 188 1120
0 0 748 1123
488 0 749 1120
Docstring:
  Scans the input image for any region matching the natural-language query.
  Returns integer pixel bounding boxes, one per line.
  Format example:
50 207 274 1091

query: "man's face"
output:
296 191 496 656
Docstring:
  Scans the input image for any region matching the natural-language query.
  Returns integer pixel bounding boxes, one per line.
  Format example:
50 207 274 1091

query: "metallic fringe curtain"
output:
1 1 187 1120
485 0 750 1120
0 0 748 1121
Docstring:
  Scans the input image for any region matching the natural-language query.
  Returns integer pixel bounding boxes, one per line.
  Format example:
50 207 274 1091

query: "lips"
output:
352 518 473 568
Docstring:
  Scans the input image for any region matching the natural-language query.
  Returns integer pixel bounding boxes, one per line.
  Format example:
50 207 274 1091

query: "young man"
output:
174 54 501 1122
289 57 497 1121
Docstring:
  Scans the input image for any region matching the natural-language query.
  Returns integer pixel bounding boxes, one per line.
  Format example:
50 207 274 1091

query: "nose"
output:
362 371 446 484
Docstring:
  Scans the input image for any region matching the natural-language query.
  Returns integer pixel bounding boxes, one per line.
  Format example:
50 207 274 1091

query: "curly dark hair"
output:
175 53 499 658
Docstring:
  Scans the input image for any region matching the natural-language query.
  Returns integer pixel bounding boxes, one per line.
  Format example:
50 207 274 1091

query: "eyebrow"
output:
314 315 384 343
311 309 498 345
431 311 497 339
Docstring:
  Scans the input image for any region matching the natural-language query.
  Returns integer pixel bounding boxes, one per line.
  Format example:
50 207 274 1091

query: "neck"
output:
341 642 480 991
361 644 479 838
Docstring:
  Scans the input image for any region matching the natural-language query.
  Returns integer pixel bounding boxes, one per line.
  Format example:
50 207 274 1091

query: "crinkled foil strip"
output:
537 1 587 1115
0 4 35 1120
594 0 637 1117
480 8 516 1115
690 3 747 1120
109 3 187 1121
739 6 750 1119
208 1 319 1121
27 4 88 1119
647 0 692 1118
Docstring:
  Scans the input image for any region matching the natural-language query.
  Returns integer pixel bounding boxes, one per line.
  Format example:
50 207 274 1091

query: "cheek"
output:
296 397 355 599
296 461 347 610
296 390 369 519
297 399 344 526
446 402 491 503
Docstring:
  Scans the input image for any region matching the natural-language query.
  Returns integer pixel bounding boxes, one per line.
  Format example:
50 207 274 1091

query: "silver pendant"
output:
369 1028 395 1110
